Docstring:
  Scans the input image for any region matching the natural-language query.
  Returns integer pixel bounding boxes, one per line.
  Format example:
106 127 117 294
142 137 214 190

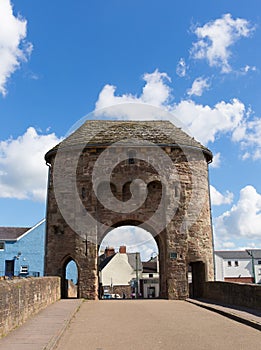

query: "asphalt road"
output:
55 300 261 350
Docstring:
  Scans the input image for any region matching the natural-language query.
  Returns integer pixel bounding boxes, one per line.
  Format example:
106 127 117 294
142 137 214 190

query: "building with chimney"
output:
99 245 142 298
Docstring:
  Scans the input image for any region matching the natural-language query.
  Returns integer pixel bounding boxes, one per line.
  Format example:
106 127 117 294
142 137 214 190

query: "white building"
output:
140 257 159 298
99 246 160 298
215 250 261 284
99 246 142 298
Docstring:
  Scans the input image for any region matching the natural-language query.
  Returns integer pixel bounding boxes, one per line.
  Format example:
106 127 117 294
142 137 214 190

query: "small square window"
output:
235 261 239 267
227 261 232 267
170 252 177 259
20 266 28 274
149 273 153 278
0 242 5 250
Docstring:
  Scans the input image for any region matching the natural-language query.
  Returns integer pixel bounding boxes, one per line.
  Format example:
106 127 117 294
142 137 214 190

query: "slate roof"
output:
142 261 158 273
98 253 116 271
215 250 261 259
127 253 143 271
45 120 212 162
0 227 30 241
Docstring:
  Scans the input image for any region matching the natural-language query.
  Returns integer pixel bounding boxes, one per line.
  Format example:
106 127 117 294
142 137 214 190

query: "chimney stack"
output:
119 245 127 254
105 247 115 257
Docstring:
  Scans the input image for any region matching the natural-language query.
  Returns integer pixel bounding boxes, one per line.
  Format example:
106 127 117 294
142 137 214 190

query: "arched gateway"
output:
44 120 214 299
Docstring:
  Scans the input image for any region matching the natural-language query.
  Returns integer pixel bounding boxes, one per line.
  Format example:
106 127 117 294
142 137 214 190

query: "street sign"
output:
170 252 177 259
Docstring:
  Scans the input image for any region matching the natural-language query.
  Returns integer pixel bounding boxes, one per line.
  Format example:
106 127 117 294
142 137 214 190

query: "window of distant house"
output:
149 273 153 278
235 261 239 267
259 268 261 275
258 260 261 265
227 261 232 267
20 266 28 274
0 242 5 250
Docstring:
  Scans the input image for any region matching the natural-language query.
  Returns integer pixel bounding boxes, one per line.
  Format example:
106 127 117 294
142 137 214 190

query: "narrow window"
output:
235 261 239 267
81 187 86 199
174 183 180 198
128 150 136 164
0 241 5 250
227 261 232 267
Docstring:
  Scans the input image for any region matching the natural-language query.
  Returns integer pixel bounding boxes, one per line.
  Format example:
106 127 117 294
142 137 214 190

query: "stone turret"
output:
44 120 214 299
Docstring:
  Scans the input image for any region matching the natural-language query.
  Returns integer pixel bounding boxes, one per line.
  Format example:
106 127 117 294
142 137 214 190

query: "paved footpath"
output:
0 299 260 350
0 299 82 350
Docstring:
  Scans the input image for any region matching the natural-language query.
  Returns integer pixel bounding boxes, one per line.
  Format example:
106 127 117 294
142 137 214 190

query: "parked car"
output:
111 293 121 299
102 293 112 299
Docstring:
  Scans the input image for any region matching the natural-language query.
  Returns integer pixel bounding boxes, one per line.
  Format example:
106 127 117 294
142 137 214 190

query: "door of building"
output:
5 260 14 277
148 286 156 298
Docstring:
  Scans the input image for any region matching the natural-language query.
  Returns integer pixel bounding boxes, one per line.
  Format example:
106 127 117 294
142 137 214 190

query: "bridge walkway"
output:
0 299 260 350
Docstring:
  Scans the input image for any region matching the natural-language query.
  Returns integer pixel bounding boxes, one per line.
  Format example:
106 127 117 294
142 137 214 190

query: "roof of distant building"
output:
45 120 212 162
0 219 45 242
142 260 158 273
127 253 143 271
215 250 261 259
0 227 30 241
98 253 116 271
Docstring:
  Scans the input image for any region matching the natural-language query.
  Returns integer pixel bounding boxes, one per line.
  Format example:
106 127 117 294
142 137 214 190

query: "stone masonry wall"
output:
202 281 261 310
0 277 60 337
45 144 213 300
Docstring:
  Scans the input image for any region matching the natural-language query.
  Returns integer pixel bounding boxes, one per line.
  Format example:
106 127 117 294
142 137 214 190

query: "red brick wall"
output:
224 277 254 283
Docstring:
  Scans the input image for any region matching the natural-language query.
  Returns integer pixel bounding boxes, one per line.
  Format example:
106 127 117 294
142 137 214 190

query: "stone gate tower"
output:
44 120 214 299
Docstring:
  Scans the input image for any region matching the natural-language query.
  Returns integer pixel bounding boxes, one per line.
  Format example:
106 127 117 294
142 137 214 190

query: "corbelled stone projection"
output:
44 120 214 299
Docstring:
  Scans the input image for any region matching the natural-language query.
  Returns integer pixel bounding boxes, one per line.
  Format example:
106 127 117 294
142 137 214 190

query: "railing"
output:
0 271 41 279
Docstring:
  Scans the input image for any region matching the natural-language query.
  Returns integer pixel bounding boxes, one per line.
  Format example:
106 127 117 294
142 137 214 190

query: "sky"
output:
0 0 260 260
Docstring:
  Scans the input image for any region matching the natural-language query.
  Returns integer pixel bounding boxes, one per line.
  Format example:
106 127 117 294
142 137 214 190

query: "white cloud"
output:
210 185 233 206
214 185 261 240
222 241 236 249
176 58 187 77
0 127 61 201
210 152 221 168
95 69 248 147
95 69 172 112
187 76 210 96
0 0 32 96
240 65 257 74
172 98 245 145
190 13 255 73
232 117 261 160
141 70 172 105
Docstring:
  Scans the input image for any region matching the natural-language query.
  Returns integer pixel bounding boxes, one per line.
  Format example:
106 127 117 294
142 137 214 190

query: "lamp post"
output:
151 251 159 274
135 252 139 299
246 250 256 284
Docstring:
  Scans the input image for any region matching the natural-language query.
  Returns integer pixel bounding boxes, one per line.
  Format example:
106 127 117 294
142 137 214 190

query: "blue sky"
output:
0 0 260 258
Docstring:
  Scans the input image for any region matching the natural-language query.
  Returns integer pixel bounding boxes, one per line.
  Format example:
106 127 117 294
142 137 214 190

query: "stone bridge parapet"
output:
0 277 60 337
